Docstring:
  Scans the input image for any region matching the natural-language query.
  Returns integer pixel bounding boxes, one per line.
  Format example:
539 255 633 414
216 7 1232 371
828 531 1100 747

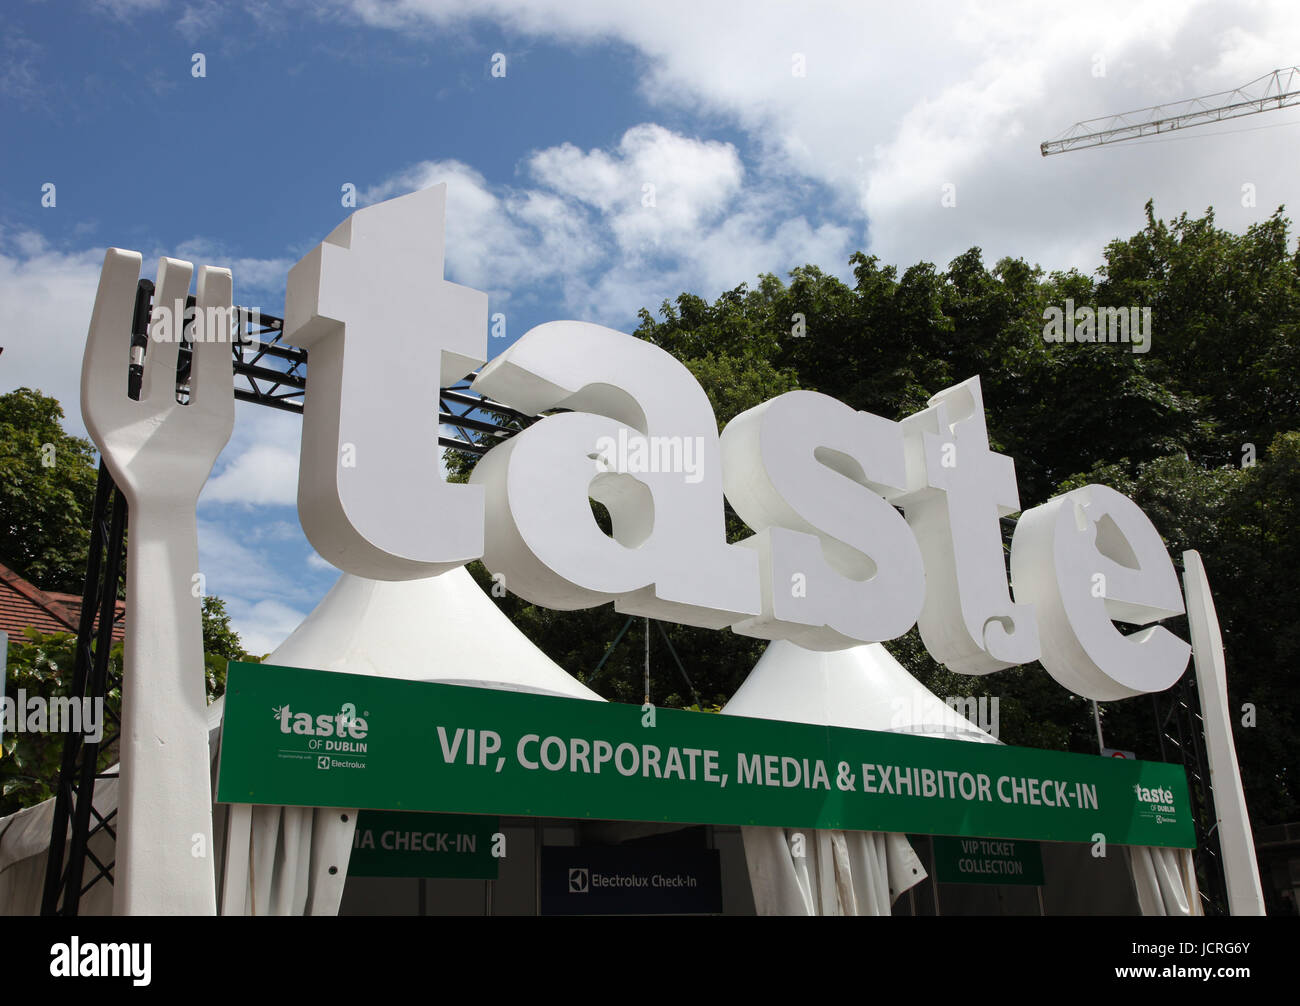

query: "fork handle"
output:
113 501 218 915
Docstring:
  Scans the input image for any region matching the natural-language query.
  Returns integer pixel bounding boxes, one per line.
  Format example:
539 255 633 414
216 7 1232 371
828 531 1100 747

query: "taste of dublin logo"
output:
1133 783 1178 826
272 702 370 770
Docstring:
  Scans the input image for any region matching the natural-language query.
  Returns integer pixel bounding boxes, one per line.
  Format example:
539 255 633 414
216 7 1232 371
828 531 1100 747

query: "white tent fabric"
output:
742 825 927 916
0 566 602 916
0 778 118 916
1126 845 1202 916
722 639 997 916
214 567 603 915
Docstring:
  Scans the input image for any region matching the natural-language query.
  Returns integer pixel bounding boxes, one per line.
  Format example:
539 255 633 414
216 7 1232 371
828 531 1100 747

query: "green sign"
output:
932 835 1045 886
349 811 500 879
216 662 1195 849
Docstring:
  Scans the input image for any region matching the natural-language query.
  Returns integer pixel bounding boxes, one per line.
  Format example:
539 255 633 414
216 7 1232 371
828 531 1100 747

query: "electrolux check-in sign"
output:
216 662 1195 848
542 847 722 915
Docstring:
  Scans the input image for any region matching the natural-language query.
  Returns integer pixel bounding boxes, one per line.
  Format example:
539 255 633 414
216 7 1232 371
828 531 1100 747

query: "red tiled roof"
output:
0 561 126 642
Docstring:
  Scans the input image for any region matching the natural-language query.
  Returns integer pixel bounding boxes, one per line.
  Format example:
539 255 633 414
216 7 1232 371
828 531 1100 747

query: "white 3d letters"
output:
720 391 925 649
1010 484 1191 700
469 321 759 628
285 184 488 579
266 190 1192 700
897 378 1039 673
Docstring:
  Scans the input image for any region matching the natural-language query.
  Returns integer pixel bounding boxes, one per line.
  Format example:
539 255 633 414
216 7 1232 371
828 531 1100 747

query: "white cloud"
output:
362 123 855 326
361 159 605 299
172 237 292 303
202 441 300 505
91 0 167 19
306 551 334 571
0 232 105 437
338 0 1300 274
228 598 311 658
528 124 744 254
174 1 224 44
196 516 330 657
1 30 45 105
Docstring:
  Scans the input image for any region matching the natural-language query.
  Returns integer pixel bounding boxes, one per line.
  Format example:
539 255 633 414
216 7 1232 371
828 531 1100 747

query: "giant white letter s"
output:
720 390 925 649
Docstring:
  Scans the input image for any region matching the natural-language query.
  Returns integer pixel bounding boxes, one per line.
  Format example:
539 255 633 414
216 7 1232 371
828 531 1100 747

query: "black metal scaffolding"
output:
1152 674 1228 914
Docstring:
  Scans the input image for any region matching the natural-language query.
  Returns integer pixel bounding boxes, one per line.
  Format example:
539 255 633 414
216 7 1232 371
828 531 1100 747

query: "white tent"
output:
723 639 995 916
256 569 602 699
213 567 603 916
724 639 1201 916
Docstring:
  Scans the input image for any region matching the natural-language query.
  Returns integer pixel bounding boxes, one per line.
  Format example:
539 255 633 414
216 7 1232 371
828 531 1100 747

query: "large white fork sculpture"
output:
81 250 235 914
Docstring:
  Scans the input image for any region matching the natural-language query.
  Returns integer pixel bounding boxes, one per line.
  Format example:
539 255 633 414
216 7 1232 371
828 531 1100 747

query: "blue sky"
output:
4 0 1299 652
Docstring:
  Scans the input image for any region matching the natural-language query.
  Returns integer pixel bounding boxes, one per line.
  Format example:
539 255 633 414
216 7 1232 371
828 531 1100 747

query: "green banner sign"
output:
216 662 1194 849
349 811 500 879
932 835 1045 886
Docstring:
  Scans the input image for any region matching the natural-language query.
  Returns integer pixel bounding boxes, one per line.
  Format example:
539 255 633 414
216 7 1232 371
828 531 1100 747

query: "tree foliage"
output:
0 628 118 816
0 389 99 593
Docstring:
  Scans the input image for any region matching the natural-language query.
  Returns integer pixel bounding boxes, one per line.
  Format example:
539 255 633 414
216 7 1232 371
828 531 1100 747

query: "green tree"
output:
0 389 99 593
1 628 121 817
201 594 254 701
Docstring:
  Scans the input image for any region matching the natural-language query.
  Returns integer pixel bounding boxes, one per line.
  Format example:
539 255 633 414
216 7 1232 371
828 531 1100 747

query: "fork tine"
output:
141 257 194 406
191 265 234 421
80 248 143 427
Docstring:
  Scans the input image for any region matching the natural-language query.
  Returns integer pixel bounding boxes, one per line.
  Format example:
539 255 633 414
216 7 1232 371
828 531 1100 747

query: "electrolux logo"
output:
568 869 700 890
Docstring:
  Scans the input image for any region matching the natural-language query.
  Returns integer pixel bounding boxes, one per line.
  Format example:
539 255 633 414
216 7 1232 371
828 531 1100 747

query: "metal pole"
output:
588 615 636 686
929 836 942 916
655 621 703 708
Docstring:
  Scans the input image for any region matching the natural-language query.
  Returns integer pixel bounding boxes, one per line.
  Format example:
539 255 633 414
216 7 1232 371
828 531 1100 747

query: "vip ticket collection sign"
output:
216 662 1195 849
931 835 1045 886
